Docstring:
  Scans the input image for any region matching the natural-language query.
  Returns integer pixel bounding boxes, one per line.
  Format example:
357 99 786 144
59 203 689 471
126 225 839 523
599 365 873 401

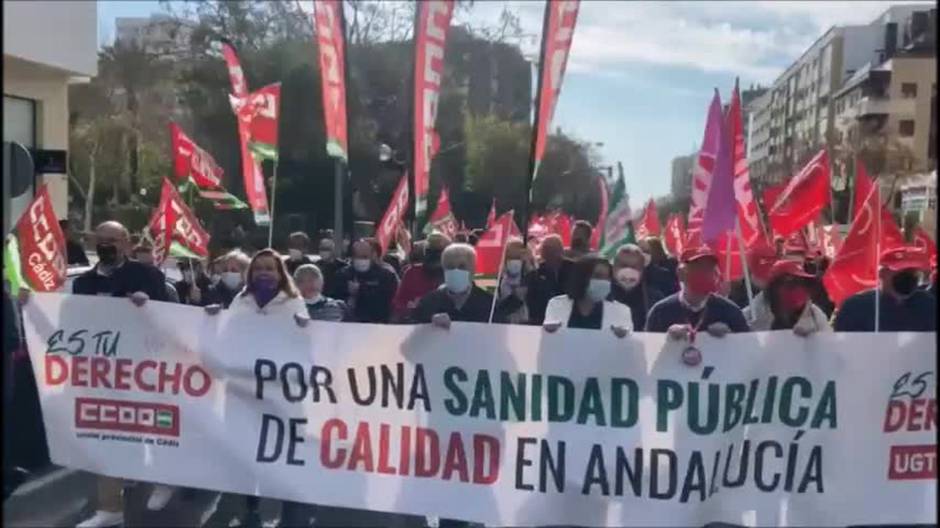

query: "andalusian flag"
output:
600 173 635 258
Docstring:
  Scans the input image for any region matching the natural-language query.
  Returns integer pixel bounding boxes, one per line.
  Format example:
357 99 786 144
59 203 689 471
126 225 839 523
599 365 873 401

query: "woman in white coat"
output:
543 255 633 337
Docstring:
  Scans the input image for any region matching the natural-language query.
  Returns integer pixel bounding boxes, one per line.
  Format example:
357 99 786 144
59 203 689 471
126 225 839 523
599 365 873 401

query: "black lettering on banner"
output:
515 437 536 491
255 359 277 400
257 414 284 463
287 418 307 466
281 362 308 402
310 366 337 403
650 448 677 500
582 444 609 496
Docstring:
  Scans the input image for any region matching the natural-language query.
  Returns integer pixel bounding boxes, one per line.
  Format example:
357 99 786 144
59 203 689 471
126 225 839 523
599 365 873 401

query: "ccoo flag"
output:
3 185 67 292
313 0 349 161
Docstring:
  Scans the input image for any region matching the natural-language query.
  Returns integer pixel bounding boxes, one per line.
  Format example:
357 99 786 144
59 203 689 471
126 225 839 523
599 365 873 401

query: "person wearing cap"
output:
645 246 750 337
803 249 835 317
729 243 778 308
743 260 830 333
833 246 936 332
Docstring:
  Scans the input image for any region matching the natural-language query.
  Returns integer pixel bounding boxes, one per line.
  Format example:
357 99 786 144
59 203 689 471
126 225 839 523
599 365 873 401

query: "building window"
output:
3 95 36 148
901 83 917 98
899 120 916 137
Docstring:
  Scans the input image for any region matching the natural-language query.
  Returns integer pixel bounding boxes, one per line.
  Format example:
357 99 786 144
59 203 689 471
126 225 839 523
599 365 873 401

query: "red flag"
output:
729 79 767 248
768 149 831 237
823 185 885 306
913 227 937 261
476 211 521 276
853 160 905 250
375 173 410 255
147 180 211 265
170 122 223 190
6 186 67 291
590 176 608 250
232 83 281 160
664 214 686 257
818 224 844 259
427 187 458 240
687 91 724 241
709 231 745 282
146 182 177 265
529 0 580 181
413 0 455 218
485 200 497 230
313 0 349 160
527 211 572 251
221 40 270 225
635 199 661 240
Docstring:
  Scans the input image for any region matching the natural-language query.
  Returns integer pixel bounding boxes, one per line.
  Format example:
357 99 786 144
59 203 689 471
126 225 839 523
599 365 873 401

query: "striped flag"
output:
601 173 634 258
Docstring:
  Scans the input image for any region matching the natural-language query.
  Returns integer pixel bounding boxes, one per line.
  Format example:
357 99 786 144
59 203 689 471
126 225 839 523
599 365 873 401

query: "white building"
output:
3 0 97 231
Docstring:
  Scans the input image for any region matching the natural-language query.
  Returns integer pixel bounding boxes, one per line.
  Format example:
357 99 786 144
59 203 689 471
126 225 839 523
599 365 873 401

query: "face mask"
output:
319 250 333 261
353 258 371 273
778 284 809 312
686 269 719 296
210 274 222 286
181 270 194 283
251 276 280 306
615 268 642 291
288 249 303 261
444 269 471 294
96 244 119 267
505 259 523 276
221 272 242 290
587 279 611 302
304 293 323 305
892 271 920 297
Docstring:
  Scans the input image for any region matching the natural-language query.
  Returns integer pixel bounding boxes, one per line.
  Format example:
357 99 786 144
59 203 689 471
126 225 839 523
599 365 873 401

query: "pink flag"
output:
702 88 736 243
687 90 723 244
729 79 767 248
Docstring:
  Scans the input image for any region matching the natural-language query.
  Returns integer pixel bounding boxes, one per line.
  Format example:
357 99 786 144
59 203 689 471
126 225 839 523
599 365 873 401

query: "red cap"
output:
769 259 815 282
680 246 718 264
748 243 777 259
880 246 931 272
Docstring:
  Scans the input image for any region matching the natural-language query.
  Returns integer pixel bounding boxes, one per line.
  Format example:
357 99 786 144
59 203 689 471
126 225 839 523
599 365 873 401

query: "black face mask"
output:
892 271 919 297
96 244 119 266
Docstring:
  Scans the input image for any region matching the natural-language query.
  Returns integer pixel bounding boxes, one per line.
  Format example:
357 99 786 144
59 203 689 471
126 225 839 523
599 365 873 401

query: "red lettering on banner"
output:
91 357 112 389
321 418 348 469
377 423 396 475
45 355 68 385
884 399 937 433
399 425 412 475
888 445 937 480
43 355 211 398
442 432 469 482
72 356 89 387
473 435 500 484
415 427 441 477
349 422 375 472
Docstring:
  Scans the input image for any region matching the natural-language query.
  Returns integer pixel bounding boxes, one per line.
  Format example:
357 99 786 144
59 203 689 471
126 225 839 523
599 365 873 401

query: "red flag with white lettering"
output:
170 122 223 190
3 186 67 291
664 214 686 257
313 0 349 161
477 211 521 276
375 173 410 255
768 149 831 237
635 199 661 240
147 179 211 265
413 0 454 218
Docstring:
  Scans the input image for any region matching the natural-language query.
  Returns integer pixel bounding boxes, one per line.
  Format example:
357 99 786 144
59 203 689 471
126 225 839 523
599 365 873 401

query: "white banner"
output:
22 294 937 527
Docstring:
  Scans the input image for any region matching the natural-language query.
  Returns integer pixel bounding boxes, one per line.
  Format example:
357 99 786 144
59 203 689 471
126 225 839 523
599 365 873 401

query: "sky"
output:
96 0 931 211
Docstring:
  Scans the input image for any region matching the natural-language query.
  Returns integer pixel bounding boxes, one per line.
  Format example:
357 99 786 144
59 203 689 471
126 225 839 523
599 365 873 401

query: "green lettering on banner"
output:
811 382 838 429
443 366 468 416
500 372 527 422
657 380 683 432
469 370 496 419
610 378 638 428
547 375 575 422
779 377 811 428
576 378 606 426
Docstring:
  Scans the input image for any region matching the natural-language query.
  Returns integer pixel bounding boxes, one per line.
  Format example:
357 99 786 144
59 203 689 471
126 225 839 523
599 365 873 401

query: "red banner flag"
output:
413 0 454 218
913 227 937 261
853 160 905 249
709 232 745 282
635 198 661 240
823 185 887 306
4 186 67 291
375 173 410 255
232 83 281 161
729 79 767 248
664 214 686 257
313 0 349 161
590 176 608 250
476 211 521 276
529 0 579 184
768 149 831 237
221 40 270 225
170 122 223 190
687 90 724 245
426 187 458 240
148 180 211 264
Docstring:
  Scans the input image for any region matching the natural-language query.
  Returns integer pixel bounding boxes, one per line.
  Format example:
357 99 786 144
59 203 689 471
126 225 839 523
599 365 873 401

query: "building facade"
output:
670 153 696 201
3 0 97 232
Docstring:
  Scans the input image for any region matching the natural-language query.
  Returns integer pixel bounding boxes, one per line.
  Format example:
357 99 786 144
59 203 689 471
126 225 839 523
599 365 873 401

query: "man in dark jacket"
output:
72 221 168 302
526 235 573 325
609 244 663 331
316 237 348 298
834 246 936 332
333 240 398 323
284 231 315 276
60 219 89 266
411 243 500 324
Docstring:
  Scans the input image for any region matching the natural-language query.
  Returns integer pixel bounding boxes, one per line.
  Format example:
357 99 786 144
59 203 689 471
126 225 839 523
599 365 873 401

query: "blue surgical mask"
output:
444 269 471 294
505 259 523 276
587 279 611 302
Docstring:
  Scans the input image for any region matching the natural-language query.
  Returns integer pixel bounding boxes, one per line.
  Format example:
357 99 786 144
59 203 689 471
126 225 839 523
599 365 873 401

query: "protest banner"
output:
22 293 936 527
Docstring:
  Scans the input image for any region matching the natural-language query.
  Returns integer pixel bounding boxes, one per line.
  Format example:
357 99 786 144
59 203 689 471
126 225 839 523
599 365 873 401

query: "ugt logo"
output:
883 371 936 480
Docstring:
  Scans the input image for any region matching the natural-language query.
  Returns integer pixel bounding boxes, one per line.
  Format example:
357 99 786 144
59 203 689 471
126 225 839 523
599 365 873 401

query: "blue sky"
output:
96 0 930 210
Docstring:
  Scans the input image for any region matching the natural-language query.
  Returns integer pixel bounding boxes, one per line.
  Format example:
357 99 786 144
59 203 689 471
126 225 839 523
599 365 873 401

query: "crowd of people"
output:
3 217 938 528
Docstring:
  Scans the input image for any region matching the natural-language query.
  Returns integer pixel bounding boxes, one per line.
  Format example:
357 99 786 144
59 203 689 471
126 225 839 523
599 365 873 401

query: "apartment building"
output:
670 153 696 201
3 0 97 232
748 4 925 186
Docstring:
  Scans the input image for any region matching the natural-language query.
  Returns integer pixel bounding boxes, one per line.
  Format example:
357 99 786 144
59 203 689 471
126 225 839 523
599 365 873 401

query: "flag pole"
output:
333 159 344 258
487 236 511 324
267 161 279 248
734 217 754 306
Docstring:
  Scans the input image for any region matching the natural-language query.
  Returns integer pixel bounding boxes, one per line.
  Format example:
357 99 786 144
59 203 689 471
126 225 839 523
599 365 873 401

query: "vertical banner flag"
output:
589 176 608 251
148 179 211 265
702 89 736 243
664 214 687 258
687 90 723 243
221 40 270 225
767 149 831 237
729 79 766 247
3 186 67 292
313 0 349 160
375 173 410 255
529 0 580 184
413 1 455 218
635 198 661 240
477 211 521 276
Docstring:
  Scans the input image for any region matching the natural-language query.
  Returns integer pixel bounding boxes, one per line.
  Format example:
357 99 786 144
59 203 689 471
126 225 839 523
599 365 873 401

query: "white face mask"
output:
615 267 642 290
304 293 323 305
444 269 471 294
221 271 242 290
353 258 371 273
505 259 523 276
288 249 303 260
587 279 611 302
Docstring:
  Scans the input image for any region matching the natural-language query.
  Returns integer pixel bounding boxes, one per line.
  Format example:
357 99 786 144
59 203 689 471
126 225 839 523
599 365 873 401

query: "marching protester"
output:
638 236 680 295
208 249 306 318
543 255 632 335
392 232 449 321
284 231 315 276
174 258 210 306
645 247 749 357
412 243 501 325
609 244 664 331
204 250 251 308
833 246 936 332
60 219 89 266
316 237 347 298
333 239 399 323
293 263 348 322
743 260 830 334
565 220 593 260
526 235 574 325
368 237 402 279
495 238 535 324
